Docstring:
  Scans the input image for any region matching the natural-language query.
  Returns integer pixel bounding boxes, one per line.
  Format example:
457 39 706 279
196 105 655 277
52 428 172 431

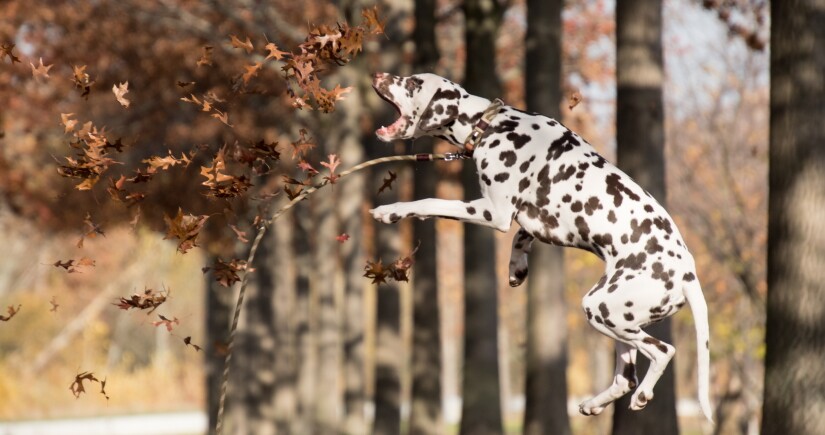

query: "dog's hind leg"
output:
508 228 534 287
579 342 638 415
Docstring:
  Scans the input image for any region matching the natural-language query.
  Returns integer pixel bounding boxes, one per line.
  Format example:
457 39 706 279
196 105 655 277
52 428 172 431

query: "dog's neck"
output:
439 93 495 147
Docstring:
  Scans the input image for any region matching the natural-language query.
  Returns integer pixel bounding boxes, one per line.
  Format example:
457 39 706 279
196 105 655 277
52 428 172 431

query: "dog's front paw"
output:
371 205 404 224
629 389 653 411
578 399 605 416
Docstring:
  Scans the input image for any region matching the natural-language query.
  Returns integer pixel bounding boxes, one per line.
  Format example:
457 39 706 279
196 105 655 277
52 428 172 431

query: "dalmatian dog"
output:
369 72 712 421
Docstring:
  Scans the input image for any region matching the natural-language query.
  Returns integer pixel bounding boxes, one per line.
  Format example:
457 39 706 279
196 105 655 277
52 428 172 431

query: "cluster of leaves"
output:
363 245 418 285
56 116 126 191
70 371 108 400
113 287 169 314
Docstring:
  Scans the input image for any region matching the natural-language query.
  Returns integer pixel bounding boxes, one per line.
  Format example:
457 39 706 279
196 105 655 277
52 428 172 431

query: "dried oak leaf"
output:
568 91 583 110
61 113 78 134
378 170 397 194
52 257 95 273
70 371 99 398
321 154 341 183
230 34 254 53
72 65 94 98
363 260 388 284
289 129 316 159
113 82 131 108
242 62 262 85
49 296 59 312
0 304 21 321
362 6 386 35
114 287 169 313
164 209 209 253
77 212 105 248
152 314 180 331
202 258 249 288
30 57 53 80
183 336 202 352
1 43 21 63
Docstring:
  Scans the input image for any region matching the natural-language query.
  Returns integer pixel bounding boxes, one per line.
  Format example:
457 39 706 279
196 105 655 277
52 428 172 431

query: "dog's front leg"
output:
508 228 534 287
371 198 512 232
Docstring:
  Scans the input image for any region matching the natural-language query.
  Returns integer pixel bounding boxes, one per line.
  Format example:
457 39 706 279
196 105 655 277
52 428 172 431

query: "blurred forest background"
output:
0 0 822 434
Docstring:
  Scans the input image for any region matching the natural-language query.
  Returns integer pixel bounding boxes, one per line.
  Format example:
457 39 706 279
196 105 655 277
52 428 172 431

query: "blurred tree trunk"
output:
611 1 678 434
762 2 825 434
369 154 403 435
294 201 319 434
409 1 443 433
272 216 298 432
459 1 504 434
230 230 280 435
313 134 343 432
335 67 368 435
206 254 233 434
523 2 570 434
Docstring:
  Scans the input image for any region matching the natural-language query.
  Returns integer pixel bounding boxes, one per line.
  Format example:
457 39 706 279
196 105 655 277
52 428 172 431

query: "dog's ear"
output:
418 87 462 133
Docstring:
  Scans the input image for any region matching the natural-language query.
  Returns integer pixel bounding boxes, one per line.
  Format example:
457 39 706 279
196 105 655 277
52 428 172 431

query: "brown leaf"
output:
264 42 288 61
230 35 254 53
61 113 78 134
113 287 169 313
202 258 248 287
361 6 386 35
0 304 21 321
183 336 202 352
378 170 397 194
229 224 249 243
152 314 180 331
1 43 21 64
113 82 131 108
363 259 387 284
49 297 59 313
72 65 94 98
568 90 583 110
30 57 53 80
164 209 209 253
70 371 99 398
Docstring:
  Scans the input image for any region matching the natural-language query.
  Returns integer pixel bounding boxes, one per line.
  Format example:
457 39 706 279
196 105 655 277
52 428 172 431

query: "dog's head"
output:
372 72 464 142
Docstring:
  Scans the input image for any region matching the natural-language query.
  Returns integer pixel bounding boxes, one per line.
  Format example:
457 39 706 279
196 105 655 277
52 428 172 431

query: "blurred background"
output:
0 0 773 434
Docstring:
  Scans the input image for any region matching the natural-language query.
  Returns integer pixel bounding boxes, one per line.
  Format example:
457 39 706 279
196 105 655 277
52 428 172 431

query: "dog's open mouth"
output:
373 83 406 139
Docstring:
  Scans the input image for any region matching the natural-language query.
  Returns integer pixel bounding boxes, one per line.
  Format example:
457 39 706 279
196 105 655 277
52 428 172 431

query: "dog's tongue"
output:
376 119 401 138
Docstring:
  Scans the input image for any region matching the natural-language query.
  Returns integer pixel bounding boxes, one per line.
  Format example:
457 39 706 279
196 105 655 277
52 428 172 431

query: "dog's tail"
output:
684 276 713 422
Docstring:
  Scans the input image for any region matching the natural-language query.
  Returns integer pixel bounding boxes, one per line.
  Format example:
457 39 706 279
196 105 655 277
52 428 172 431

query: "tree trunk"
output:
409 0 444 433
612 1 679 434
206 254 233 434
762 2 825 434
459 1 504 434
523 0 571 434
294 201 318 434
370 160 403 435
328 52 369 434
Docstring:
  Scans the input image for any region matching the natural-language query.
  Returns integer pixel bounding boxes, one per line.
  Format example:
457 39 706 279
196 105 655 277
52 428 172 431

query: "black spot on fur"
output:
624 312 635 321
483 210 493 221
481 174 491 186
466 207 476 215
494 173 510 182
645 236 664 254
683 272 696 282
519 178 531 192
608 210 617 223
547 129 580 160
605 173 641 207
499 150 517 167
575 216 590 242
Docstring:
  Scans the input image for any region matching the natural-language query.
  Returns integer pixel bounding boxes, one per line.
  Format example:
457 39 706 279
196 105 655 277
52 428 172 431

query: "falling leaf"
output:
336 233 350 243
164 209 209 253
152 314 180 332
113 82 130 108
114 287 169 313
183 336 202 352
0 305 21 321
363 260 387 284
230 35 254 53
52 258 95 273
49 297 59 313
202 258 249 288
378 170 397 194
177 80 195 88
1 43 21 64
129 207 142 231
568 91 583 110
361 6 386 35
30 57 53 80
72 65 94 98
297 160 319 175
242 62 262 85
70 371 107 399
211 110 233 127
61 113 78 134
99 378 109 400
289 129 316 159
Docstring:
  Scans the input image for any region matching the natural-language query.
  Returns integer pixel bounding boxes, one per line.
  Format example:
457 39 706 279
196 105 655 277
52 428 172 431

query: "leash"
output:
215 99 506 434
